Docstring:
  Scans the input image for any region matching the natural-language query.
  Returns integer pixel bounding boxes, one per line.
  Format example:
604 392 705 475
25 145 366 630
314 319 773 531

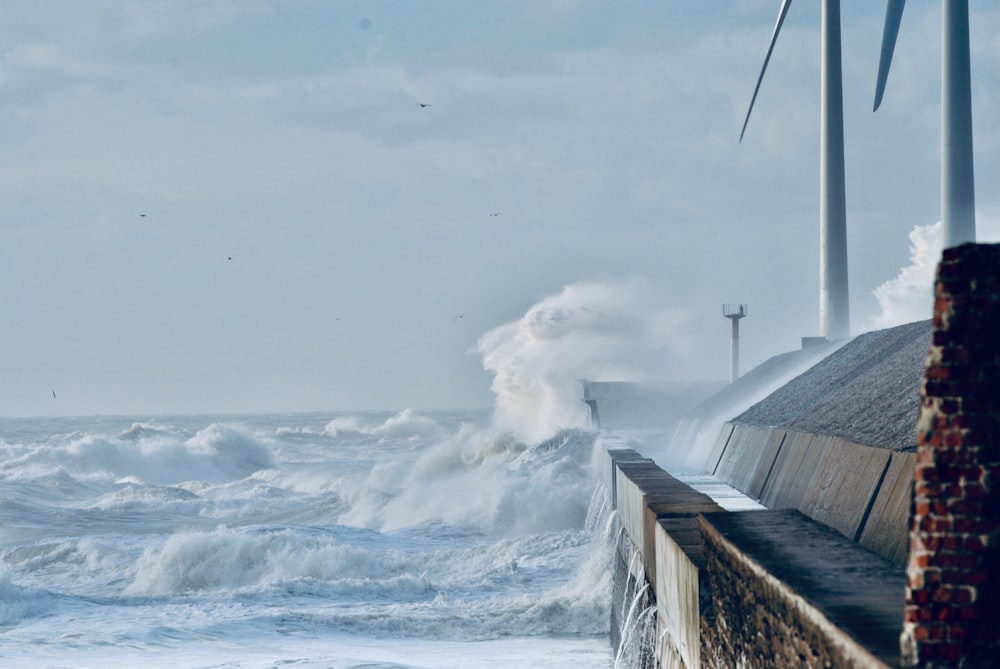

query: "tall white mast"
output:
742 0 850 341
874 0 976 248
820 0 849 339
941 0 976 247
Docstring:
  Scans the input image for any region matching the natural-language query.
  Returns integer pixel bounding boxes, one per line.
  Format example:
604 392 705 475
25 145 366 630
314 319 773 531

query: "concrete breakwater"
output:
604 438 908 668
602 426 912 669
594 301 968 665
600 245 1000 666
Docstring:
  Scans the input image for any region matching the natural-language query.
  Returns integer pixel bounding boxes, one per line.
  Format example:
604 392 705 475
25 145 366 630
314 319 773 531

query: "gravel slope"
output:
730 320 931 451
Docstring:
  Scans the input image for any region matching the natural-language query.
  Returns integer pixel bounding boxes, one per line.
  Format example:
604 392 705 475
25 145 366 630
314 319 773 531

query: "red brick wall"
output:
903 243 1000 667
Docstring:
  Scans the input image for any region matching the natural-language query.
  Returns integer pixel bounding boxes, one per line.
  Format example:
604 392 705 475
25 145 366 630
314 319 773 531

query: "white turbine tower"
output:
741 0 850 341
874 0 976 249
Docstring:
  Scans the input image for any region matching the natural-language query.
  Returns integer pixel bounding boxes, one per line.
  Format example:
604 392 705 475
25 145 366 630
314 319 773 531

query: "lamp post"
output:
723 304 748 383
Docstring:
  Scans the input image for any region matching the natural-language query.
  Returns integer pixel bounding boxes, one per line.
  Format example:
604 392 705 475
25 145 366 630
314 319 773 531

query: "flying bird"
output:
418 103 431 108
489 212 503 217
454 313 464 321
52 390 56 399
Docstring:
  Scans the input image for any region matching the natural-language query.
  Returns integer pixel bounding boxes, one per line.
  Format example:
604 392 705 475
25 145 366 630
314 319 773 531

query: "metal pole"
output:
942 0 976 248
731 316 741 383
724 304 747 383
820 0 850 340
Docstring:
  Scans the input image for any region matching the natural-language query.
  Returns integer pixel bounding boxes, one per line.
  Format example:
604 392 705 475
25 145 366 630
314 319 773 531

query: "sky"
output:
2 1 999 417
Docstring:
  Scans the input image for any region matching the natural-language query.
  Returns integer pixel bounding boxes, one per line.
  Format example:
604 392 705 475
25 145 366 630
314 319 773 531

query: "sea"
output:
0 410 617 669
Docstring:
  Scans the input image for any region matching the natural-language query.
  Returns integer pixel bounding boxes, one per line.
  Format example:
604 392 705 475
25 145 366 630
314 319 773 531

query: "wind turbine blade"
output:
740 0 794 142
873 0 906 111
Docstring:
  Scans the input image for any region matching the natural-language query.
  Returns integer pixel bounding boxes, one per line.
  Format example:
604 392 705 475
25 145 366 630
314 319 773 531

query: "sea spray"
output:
477 281 695 444
871 213 1000 330
870 221 943 329
333 413 601 536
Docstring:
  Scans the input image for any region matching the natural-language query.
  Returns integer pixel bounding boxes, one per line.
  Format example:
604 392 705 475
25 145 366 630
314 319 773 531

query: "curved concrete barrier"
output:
710 423 913 566
605 442 906 668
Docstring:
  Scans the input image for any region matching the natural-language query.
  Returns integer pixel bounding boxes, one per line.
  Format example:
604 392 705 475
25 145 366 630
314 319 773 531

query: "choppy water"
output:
0 411 614 668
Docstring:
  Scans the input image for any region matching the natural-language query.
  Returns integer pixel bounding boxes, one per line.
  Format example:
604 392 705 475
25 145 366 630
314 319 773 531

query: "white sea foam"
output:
0 410 614 667
324 415 367 436
370 409 448 440
1 422 273 489
336 424 599 535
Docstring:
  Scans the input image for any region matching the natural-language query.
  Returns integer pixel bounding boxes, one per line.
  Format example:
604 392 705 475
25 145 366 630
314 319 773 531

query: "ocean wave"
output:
183 424 275 474
0 573 54 625
117 422 183 442
0 467 101 502
119 516 612 642
370 410 446 441
323 410 446 443
290 571 611 642
0 412 613 666
278 572 436 601
85 484 200 512
338 426 599 535
2 541 79 572
126 525 437 596
4 423 274 489
291 493 614 642
323 415 367 437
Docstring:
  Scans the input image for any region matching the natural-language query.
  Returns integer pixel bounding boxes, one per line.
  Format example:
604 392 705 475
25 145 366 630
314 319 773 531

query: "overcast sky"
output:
2 1 998 417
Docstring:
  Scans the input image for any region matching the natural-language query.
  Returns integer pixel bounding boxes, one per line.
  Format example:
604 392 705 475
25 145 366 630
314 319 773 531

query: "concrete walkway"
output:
701 509 906 668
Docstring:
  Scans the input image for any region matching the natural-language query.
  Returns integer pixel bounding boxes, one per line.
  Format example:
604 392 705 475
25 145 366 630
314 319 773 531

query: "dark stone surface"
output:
700 509 905 669
688 343 841 421
732 320 931 451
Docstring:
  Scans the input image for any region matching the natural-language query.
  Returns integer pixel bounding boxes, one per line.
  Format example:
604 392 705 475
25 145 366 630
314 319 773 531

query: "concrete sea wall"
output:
597 244 1000 669
598 309 932 667
601 245 1000 667
712 424 915 566
605 439 906 668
